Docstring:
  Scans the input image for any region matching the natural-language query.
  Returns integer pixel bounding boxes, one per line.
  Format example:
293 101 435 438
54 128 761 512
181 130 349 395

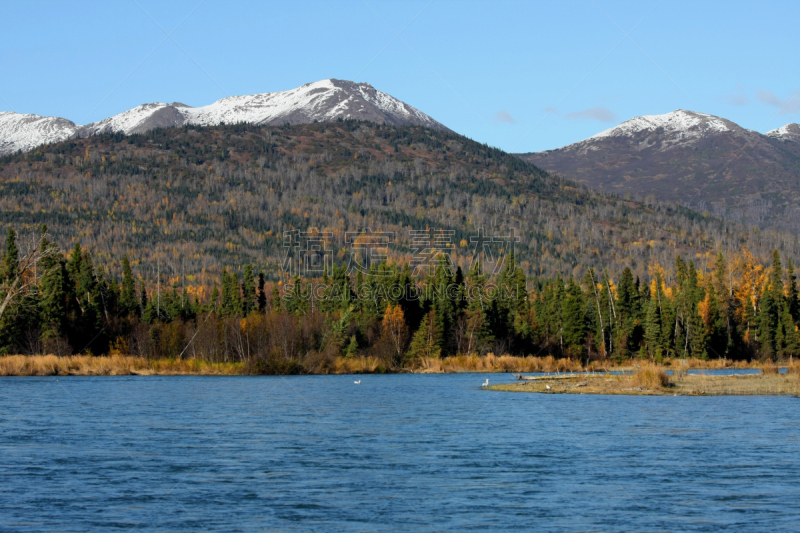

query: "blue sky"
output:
1 0 798 152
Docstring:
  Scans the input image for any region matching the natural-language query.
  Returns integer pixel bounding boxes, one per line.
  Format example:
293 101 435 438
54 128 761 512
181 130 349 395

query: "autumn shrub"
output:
631 365 671 389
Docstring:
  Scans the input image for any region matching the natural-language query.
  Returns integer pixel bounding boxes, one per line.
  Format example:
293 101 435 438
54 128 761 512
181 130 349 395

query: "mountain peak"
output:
766 123 800 142
0 111 78 154
0 79 449 155
589 109 733 143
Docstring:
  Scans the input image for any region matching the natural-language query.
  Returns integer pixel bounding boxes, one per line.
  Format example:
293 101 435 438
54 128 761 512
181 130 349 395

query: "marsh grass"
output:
630 366 672 389
2 353 798 379
674 373 800 395
0 355 243 376
490 367 800 396
331 356 385 374
416 354 584 373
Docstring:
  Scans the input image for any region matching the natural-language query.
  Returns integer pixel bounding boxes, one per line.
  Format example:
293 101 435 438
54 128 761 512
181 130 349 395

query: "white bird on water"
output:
354 380 361 384
481 379 489 388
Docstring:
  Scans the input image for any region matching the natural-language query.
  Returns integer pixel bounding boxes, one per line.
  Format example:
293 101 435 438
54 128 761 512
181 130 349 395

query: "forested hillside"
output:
1 227 797 364
0 120 797 291
518 111 800 231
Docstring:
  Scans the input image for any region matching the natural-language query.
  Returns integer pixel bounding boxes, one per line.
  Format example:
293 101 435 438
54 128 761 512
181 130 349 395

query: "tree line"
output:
1 227 798 370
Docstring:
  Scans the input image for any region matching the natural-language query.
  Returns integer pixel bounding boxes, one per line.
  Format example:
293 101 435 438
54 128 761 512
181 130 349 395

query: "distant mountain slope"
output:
518 110 800 231
766 123 800 143
0 79 448 154
0 111 78 155
0 121 792 283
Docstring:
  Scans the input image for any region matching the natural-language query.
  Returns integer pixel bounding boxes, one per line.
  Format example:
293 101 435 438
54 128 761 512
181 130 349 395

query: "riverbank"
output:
488 366 800 396
0 354 792 377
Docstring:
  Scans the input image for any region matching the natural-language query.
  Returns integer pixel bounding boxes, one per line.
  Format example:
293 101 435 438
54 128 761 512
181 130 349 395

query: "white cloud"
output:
721 85 748 106
564 106 616 122
494 110 515 123
757 89 800 114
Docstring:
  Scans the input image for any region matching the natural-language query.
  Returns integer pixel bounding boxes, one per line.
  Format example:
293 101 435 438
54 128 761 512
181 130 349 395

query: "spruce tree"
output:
644 297 662 360
616 266 637 356
465 260 494 354
433 255 455 354
257 271 267 312
221 268 242 317
0 228 19 282
406 308 441 361
38 248 68 342
561 278 585 357
787 259 799 324
241 264 255 315
706 285 727 359
120 256 138 317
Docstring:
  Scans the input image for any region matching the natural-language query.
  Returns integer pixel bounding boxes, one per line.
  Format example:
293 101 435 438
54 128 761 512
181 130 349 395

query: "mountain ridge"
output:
0 79 449 155
519 110 800 231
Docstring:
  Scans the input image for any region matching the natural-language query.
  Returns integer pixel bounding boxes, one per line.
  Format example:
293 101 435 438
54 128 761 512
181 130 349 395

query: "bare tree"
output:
0 230 58 322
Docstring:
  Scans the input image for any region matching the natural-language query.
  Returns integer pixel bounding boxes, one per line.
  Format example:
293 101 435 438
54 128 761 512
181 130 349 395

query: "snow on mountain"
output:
587 110 735 149
766 123 800 142
0 79 448 155
77 79 447 138
183 79 445 129
518 109 800 231
76 102 188 137
0 111 78 155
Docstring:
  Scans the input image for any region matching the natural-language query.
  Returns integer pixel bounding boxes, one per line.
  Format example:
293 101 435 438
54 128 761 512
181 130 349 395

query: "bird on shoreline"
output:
481 379 489 388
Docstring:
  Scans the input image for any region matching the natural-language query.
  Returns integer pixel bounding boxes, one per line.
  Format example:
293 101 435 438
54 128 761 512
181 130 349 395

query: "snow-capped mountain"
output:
560 110 748 155
0 112 78 155
0 79 449 155
766 123 800 143
518 110 800 231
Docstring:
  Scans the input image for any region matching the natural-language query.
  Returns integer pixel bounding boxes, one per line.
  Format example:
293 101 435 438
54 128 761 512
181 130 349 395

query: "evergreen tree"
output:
241 264 255 315
705 285 727 359
757 290 776 360
257 271 267 312
561 278 585 357
221 268 242 317
432 255 455 354
120 256 138 317
787 259 799 325
345 335 359 357
615 266 638 356
38 250 68 341
465 260 494 354
644 297 662 359
406 308 441 361
270 284 282 312
0 228 19 282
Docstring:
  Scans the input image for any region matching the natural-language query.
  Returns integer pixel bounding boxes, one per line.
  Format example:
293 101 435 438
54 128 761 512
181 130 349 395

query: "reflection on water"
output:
1 374 798 532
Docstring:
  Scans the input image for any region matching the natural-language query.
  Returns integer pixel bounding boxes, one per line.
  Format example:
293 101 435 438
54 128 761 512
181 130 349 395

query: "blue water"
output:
1 374 799 532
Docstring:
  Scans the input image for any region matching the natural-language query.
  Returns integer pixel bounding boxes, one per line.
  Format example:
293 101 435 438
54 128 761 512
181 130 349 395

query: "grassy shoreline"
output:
0 353 792 377
488 366 800 396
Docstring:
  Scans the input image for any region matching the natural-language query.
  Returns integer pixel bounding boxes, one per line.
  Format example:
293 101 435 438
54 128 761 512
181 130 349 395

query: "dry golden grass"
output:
630 365 672 388
3 353 798 379
0 355 243 376
330 356 384 374
674 373 800 395
415 354 584 373
489 368 800 396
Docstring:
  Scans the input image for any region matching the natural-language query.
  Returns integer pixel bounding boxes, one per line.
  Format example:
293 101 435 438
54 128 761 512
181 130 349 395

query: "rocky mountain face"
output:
0 79 449 155
518 110 800 231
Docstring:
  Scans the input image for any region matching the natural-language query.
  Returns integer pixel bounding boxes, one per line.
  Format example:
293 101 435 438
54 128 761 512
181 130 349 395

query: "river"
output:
1 373 798 531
